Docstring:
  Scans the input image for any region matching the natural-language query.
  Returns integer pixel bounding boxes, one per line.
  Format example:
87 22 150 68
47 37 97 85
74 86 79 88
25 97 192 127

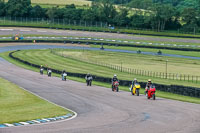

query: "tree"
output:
181 7 199 33
113 7 129 26
46 7 57 21
149 4 175 31
81 9 97 22
0 0 5 16
92 0 117 24
30 5 46 18
54 8 65 19
128 0 152 9
63 8 83 20
6 0 31 17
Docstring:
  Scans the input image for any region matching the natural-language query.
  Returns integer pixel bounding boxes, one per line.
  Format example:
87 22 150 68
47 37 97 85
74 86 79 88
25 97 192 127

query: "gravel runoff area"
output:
0 44 200 133
1 27 200 43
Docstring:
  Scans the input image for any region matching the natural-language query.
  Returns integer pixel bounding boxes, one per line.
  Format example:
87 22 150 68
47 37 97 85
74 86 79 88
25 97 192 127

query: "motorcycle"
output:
112 81 119 92
62 73 67 81
40 68 43 75
130 83 141 96
47 69 52 77
86 76 93 86
145 84 156 100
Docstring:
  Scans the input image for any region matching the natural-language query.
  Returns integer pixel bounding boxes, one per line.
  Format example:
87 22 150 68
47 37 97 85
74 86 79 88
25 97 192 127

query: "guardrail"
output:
9 50 200 98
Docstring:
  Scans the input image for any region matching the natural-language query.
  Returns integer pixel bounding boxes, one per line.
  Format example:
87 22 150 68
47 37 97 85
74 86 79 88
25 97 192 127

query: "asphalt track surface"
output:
0 44 200 133
1 27 200 43
1 44 200 60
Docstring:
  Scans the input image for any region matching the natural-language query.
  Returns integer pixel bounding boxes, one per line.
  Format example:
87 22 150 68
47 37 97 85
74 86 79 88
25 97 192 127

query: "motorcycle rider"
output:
40 65 44 75
62 70 67 80
85 73 92 80
85 73 93 86
132 78 138 85
131 78 138 90
146 79 152 90
112 74 119 89
47 68 52 77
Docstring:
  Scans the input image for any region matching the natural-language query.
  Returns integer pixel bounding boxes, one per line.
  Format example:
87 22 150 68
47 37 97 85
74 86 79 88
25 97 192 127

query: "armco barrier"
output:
9 50 200 98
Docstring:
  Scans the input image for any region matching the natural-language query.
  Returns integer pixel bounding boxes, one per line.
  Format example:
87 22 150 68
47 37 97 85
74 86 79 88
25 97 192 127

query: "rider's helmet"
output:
148 79 151 83
41 65 43 68
114 74 117 77
134 78 137 81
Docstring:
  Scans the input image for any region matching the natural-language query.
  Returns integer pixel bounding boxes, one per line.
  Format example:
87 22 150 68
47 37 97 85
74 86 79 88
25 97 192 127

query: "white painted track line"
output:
19 30 30 32
37 30 47 33
0 29 13 31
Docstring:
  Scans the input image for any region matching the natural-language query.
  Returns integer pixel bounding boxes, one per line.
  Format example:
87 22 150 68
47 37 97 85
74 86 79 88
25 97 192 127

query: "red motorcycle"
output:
145 85 156 100
112 81 119 92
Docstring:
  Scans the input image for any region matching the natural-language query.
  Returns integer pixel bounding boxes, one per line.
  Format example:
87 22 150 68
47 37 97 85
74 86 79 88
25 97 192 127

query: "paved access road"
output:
0 45 200 133
1 27 200 43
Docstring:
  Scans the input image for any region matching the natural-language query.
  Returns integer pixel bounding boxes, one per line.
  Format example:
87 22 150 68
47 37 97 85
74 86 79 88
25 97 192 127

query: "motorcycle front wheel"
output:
153 94 156 100
136 89 139 96
116 87 119 92
131 89 134 95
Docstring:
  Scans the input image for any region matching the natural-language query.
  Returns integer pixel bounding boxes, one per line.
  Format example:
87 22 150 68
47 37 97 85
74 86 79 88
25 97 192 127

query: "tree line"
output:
0 0 200 33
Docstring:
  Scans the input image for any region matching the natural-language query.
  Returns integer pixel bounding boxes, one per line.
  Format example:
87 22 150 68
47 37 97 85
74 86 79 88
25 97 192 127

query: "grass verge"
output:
0 77 72 123
8 49 200 87
0 51 199 104
91 45 200 57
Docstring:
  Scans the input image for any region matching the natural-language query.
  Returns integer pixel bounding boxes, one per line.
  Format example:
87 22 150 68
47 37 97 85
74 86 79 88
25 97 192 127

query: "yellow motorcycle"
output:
130 83 141 96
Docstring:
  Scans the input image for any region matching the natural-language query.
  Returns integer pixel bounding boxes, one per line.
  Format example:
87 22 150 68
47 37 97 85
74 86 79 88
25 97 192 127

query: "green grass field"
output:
54 49 200 76
0 51 199 104
0 77 71 123
6 49 200 88
91 45 200 57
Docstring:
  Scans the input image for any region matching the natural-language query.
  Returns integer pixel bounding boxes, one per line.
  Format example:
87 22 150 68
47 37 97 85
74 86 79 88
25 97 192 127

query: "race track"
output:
1 44 200 60
1 27 200 43
0 44 200 133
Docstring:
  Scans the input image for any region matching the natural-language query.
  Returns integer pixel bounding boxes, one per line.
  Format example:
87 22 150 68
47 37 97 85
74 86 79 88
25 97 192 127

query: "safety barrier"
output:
9 50 200 98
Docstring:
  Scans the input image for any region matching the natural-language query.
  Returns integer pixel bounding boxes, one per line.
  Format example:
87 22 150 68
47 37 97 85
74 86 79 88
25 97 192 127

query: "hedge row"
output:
9 50 200 98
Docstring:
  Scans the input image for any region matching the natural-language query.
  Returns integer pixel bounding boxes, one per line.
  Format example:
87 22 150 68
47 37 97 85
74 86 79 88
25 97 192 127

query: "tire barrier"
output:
9 50 200 98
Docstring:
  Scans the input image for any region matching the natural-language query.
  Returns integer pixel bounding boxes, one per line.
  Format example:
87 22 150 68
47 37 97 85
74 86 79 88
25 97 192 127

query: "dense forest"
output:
0 0 200 33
